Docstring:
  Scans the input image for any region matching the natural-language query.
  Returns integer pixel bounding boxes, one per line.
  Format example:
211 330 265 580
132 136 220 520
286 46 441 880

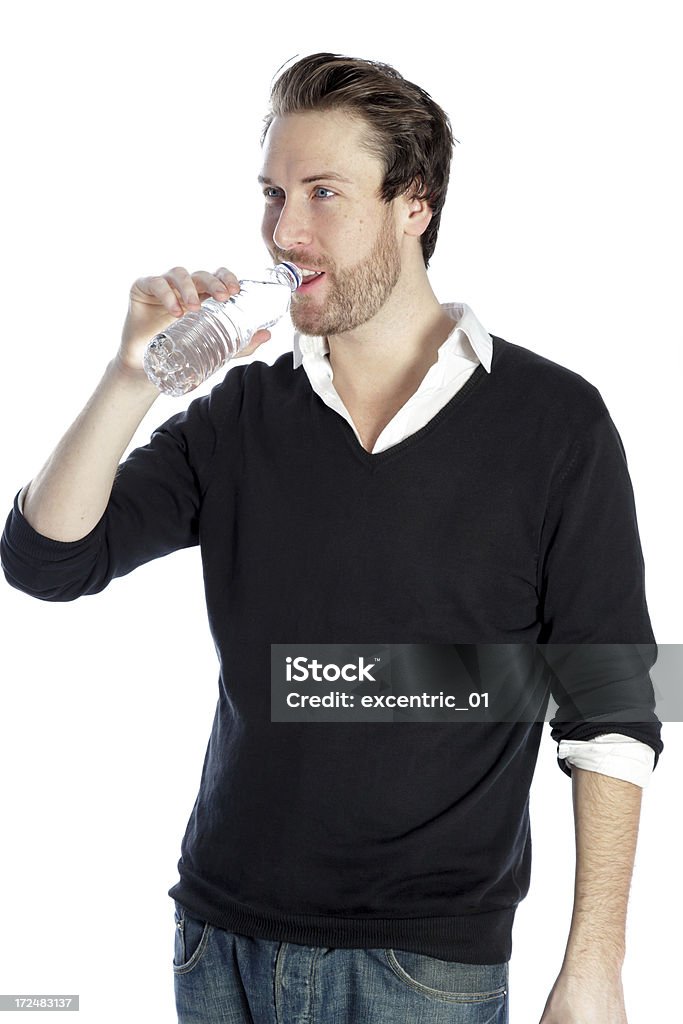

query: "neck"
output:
326 262 455 398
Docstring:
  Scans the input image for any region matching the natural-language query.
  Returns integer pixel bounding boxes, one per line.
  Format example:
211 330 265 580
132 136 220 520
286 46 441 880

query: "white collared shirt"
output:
292 301 655 789
294 303 491 454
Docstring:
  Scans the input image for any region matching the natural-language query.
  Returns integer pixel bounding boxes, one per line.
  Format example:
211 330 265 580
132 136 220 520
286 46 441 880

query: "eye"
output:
314 187 335 199
263 187 284 200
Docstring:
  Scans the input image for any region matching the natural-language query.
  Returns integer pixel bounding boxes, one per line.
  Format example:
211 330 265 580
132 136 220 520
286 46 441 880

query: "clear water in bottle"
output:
143 261 302 396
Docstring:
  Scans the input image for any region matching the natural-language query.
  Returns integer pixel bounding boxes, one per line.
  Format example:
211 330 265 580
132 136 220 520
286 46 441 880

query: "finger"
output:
190 270 237 301
132 276 185 316
165 266 203 309
213 267 241 294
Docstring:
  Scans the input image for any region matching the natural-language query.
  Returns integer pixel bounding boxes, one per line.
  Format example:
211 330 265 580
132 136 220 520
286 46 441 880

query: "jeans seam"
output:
383 949 507 1003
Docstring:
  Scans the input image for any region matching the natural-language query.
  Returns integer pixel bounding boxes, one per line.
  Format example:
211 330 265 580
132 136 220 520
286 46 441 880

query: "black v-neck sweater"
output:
1 336 662 963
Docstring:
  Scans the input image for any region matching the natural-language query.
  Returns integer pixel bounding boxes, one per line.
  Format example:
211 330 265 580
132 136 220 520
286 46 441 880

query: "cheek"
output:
346 205 385 247
261 209 278 244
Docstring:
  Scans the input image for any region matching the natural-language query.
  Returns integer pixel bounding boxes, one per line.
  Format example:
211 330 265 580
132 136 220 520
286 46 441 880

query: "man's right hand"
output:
21 264 275 542
119 266 273 375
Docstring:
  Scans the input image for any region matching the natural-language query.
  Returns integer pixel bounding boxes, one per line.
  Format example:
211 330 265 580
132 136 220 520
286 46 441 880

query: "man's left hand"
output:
538 969 627 1023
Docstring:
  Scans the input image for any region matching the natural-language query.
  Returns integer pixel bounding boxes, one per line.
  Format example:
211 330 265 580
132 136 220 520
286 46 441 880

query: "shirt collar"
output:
292 302 493 373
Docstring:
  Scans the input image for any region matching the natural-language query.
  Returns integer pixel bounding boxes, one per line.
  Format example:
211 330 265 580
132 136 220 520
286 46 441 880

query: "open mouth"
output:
297 270 326 293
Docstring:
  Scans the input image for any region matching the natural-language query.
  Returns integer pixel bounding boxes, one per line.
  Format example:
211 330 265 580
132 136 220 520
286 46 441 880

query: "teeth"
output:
301 269 322 278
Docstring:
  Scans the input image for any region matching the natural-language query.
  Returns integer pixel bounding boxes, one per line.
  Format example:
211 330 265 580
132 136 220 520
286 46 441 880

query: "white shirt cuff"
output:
558 733 655 788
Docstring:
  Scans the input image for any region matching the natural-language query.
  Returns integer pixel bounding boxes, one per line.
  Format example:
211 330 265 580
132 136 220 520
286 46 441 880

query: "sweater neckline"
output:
333 361 488 466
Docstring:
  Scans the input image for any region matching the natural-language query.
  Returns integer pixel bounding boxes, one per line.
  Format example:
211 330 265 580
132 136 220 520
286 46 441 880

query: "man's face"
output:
259 110 403 337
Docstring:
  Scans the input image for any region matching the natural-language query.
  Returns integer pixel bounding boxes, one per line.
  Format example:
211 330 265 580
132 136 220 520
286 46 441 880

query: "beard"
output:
278 206 402 338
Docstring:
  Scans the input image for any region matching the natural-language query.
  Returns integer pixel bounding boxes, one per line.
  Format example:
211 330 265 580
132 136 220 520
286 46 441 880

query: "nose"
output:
271 198 313 253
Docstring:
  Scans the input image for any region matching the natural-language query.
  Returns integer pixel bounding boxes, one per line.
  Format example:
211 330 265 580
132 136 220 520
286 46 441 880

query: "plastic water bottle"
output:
143 261 302 396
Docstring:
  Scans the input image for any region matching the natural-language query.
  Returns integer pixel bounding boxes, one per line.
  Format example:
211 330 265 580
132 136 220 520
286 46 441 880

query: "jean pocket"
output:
384 949 508 1003
173 901 213 974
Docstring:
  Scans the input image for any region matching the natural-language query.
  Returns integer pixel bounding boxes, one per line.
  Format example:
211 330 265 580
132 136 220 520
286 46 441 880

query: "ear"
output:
399 181 433 239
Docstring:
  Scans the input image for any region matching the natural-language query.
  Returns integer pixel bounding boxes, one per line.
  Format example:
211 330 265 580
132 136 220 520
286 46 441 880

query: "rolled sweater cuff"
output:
1 491 104 599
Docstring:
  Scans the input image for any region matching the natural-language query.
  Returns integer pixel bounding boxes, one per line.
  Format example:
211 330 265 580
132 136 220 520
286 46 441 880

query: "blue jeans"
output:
173 901 509 1023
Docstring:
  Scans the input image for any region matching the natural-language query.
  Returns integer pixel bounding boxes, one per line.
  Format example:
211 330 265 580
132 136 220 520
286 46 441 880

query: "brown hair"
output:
261 53 456 267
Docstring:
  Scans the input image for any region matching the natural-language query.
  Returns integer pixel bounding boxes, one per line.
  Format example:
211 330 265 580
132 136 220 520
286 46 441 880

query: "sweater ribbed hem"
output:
168 882 516 964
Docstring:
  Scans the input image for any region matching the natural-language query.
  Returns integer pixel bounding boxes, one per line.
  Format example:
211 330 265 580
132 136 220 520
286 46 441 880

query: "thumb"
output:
252 329 272 346
232 329 272 360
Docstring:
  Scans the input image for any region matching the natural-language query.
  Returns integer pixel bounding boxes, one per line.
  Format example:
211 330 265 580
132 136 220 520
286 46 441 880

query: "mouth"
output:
296 268 326 294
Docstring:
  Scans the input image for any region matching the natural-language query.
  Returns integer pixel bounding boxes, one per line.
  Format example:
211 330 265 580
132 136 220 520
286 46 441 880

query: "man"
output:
1 53 662 1024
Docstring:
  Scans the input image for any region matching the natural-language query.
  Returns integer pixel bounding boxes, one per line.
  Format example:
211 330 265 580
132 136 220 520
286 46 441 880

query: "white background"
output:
0 2 680 1021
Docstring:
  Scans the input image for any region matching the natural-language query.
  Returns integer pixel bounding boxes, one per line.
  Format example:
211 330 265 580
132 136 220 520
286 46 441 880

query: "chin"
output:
292 318 323 337
291 307 325 337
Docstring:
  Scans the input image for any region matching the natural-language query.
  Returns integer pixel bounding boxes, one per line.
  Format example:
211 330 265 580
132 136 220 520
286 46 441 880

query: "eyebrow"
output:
257 172 353 185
